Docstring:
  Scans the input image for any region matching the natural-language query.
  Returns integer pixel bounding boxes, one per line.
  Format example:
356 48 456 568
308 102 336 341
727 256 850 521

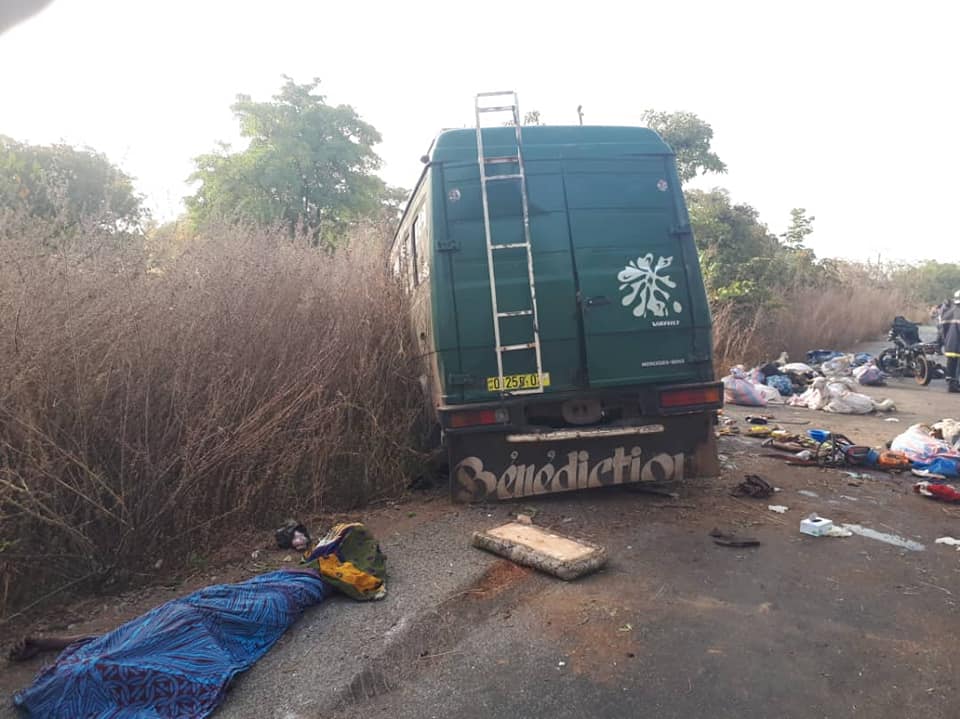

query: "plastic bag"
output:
722 366 768 407
891 424 960 462
823 385 875 414
932 418 960 447
755 383 784 404
852 364 884 386
821 355 853 377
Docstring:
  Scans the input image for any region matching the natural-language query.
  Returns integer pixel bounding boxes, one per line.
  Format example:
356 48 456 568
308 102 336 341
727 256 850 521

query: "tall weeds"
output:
712 284 916 371
0 214 425 617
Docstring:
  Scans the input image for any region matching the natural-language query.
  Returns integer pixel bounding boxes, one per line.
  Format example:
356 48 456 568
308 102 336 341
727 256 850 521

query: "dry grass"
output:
0 213 426 618
712 284 915 371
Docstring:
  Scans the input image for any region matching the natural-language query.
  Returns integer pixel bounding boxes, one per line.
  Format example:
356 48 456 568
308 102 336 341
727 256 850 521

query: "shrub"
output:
0 213 425 617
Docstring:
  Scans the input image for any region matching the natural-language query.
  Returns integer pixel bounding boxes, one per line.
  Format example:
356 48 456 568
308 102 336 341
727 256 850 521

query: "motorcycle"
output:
877 317 945 386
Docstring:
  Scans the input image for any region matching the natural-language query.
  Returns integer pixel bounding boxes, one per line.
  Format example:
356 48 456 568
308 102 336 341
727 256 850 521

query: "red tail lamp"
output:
448 408 510 429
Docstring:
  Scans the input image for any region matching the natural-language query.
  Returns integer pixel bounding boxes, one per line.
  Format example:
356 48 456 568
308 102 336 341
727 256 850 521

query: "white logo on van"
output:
618 254 684 319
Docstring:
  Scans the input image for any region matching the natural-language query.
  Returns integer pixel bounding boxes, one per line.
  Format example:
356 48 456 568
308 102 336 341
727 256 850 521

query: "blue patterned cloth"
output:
765 374 794 396
13 569 327 718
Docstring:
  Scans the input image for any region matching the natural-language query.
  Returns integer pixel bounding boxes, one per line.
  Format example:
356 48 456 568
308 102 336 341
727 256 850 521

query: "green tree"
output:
687 189 820 303
782 208 815 248
0 135 145 233
187 77 388 246
892 261 960 305
641 110 727 184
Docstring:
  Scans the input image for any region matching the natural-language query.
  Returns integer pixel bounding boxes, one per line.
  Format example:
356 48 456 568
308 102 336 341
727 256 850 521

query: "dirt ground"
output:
4 336 960 718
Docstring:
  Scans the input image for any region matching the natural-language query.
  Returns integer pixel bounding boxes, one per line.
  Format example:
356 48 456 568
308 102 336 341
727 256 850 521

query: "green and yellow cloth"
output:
301 522 386 601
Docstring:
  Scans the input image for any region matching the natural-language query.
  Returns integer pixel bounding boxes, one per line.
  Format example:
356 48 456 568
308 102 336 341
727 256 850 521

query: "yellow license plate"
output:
486 372 551 392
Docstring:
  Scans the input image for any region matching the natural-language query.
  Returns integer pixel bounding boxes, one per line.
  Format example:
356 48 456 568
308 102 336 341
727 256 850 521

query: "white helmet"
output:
954 289 960 304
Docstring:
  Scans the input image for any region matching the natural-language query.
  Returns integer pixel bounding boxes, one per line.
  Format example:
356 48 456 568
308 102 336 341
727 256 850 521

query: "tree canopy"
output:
0 136 145 233
687 189 822 304
641 110 727 184
186 77 392 246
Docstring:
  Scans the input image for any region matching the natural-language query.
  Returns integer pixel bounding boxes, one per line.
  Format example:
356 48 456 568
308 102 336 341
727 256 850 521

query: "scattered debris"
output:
914 481 960 503
934 537 960 550
800 514 834 536
825 526 853 538
767 505 789 514
274 519 311 551
516 513 534 525
798 490 820 498
841 524 925 551
885 417 901 423
731 474 776 499
618 623 633 633
472 522 607 580
709 528 760 548
912 469 948 480
623 483 680 499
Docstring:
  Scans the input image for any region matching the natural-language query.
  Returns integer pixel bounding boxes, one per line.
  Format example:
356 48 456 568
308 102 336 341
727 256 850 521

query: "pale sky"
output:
1 0 957 262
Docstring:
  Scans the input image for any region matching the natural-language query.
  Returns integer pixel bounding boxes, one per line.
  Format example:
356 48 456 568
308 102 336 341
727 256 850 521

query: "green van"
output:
391 110 720 501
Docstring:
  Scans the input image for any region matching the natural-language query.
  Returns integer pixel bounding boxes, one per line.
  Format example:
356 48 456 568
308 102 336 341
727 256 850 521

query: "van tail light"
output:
448 408 510 429
659 383 723 412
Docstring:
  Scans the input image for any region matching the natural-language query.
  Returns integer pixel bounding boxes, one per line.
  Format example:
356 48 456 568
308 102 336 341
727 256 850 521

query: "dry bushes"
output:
0 215 426 617
712 284 915 371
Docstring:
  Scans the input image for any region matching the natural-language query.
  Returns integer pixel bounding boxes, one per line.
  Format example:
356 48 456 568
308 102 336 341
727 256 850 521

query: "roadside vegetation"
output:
0 79 954 617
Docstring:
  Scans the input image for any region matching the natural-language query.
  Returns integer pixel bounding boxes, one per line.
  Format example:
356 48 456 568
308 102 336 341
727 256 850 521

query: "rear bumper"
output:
448 412 717 502
438 381 722 436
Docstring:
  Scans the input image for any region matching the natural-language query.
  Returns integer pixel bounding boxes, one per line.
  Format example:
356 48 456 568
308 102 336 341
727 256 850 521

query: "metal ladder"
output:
474 90 545 395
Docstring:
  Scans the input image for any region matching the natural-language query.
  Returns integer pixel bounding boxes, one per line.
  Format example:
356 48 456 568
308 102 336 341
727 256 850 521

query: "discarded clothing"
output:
13 569 328 718
913 457 960 478
914 481 960 503
303 522 387 600
806 350 843 365
890 424 960 463
765 374 794 396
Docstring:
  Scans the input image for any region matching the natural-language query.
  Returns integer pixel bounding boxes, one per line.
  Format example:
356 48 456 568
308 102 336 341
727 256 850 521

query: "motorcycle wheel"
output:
878 348 902 376
915 354 934 386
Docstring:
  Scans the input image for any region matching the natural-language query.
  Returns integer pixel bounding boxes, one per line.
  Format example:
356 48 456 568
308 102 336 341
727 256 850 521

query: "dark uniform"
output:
938 300 960 392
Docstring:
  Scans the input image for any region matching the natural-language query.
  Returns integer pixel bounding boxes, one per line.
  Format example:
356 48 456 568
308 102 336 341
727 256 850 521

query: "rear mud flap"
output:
448 413 716 502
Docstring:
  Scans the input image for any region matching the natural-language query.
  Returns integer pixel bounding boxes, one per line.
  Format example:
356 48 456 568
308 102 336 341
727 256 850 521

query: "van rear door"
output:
563 158 704 388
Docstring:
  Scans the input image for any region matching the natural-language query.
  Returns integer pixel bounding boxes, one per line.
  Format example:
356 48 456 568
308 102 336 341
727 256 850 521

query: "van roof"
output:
429 125 673 165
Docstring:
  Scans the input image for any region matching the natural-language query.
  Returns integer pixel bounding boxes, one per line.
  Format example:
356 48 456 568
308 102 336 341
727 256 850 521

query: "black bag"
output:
274 519 311 549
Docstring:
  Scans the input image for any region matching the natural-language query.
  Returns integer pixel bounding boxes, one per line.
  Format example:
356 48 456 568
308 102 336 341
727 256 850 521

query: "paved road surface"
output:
4 333 960 718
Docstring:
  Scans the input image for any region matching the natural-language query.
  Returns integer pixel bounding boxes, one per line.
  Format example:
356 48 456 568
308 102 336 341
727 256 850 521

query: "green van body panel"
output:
391 125 718 501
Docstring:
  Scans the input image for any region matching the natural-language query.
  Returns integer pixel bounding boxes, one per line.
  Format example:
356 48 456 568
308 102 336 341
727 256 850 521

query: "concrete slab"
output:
472 522 607 580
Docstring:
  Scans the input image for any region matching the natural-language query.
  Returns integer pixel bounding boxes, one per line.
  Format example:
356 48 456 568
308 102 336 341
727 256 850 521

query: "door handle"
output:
583 295 611 308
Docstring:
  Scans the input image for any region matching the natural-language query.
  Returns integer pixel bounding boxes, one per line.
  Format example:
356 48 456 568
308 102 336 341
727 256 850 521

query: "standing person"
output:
938 291 960 392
